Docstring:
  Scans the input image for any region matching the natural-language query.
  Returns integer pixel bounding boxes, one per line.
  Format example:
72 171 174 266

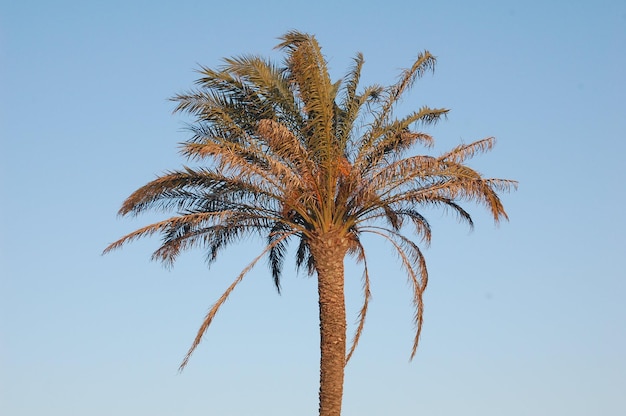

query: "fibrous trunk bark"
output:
311 234 349 416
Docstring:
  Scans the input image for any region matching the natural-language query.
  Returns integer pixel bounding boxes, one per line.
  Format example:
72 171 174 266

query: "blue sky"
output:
1 1 625 415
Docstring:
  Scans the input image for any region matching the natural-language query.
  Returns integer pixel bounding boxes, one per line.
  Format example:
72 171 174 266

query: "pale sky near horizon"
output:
2 1 625 415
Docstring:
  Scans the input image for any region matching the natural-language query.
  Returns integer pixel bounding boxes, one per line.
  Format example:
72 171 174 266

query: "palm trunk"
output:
311 234 349 416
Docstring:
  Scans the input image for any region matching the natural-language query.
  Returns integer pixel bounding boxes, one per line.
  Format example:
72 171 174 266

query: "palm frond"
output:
345 238 371 363
361 226 428 359
395 209 432 245
335 53 365 147
154 222 250 268
116 167 283 217
255 119 318 187
401 177 517 223
268 221 295 292
103 213 217 254
220 55 304 129
278 31 339 164
370 51 437 132
178 231 295 371
357 106 448 169
173 87 270 139
440 137 496 164
180 140 301 193
295 236 316 276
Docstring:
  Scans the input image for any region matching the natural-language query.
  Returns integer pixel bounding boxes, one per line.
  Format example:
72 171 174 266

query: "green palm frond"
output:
220 56 305 129
362 51 437 147
336 53 365 147
268 221 296 292
278 32 340 165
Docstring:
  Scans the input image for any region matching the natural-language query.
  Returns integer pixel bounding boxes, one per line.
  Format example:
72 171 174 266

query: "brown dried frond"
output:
440 137 496 164
337 156 352 178
178 231 295 371
256 118 298 149
345 241 371 364
178 264 247 371
362 155 440 198
398 176 514 224
256 119 319 185
182 140 302 193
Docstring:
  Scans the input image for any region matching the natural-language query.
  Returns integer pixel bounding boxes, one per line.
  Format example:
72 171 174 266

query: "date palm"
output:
104 31 516 416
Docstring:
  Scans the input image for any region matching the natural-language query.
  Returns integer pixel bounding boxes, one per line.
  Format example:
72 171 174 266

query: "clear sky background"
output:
1 1 625 415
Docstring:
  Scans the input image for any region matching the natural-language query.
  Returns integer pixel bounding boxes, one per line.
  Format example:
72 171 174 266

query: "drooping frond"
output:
361 226 428 359
393 209 433 245
295 235 316 276
345 238 371 363
178 231 295 371
268 221 295 292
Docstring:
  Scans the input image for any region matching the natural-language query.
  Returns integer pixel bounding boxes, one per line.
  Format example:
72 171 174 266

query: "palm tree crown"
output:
104 31 516 416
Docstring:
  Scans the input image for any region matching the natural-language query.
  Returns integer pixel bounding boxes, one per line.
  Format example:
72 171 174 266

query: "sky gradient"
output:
2 1 625 415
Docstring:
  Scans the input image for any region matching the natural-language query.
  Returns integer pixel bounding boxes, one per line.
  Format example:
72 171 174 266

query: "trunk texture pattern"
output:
311 233 349 416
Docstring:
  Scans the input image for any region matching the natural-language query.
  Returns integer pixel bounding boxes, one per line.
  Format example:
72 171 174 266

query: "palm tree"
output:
104 31 516 416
